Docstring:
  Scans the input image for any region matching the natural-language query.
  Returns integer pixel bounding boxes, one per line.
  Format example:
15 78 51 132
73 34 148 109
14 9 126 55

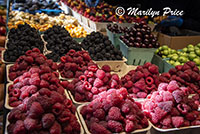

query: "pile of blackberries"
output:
43 26 81 62
4 24 44 62
81 32 123 61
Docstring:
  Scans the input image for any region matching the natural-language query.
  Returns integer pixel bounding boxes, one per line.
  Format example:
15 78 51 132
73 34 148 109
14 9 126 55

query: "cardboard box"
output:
158 30 200 50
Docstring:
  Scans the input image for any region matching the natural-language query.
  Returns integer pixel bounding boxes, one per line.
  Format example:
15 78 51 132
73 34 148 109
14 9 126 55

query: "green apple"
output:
180 52 188 57
194 46 199 50
188 53 197 60
182 48 188 53
162 45 169 50
171 49 177 54
167 54 173 58
179 56 188 63
188 47 195 52
169 60 175 65
174 61 181 66
187 44 194 48
172 54 178 61
163 50 169 55
197 43 200 48
193 58 200 66
195 49 200 56
155 49 159 54
162 55 167 58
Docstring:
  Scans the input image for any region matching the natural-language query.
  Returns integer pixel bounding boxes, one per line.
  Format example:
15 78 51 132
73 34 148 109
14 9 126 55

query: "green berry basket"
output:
106 28 123 50
151 54 164 73
119 39 156 66
163 58 174 73
73 37 84 43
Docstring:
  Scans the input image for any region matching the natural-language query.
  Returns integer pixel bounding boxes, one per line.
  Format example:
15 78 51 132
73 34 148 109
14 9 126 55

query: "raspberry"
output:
111 74 120 82
102 65 111 72
133 71 144 81
52 103 64 116
117 87 128 99
42 113 55 128
88 64 98 72
99 121 108 128
79 75 87 81
109 79 118 88
177 103 191 115
148 64 159 74
121 103 130 114
63 125 72 133
171 108 180 116
185 112 197 121
88 77 95 84
40 80 49 88
19 89 29 100
172 116 184 128
182 63 191 71
24 117 37 131
63 99 73 109
158 101 173 112
29 102 44 118
125 119 135 132
158 83 168 91
29 76 40 86
131 87 140 94
75 92 85 102
75 84 85 94
13 120 26 134
145 77 154 85
91 87 99 94
93 108 105 120
9 72 17 81
124 81 133 89
108 120 123 133
167 80 179 92
50 121 62 134
134 78 146 90
85 91 93 101
160 115 172 127
58 110 71 123
146 84 156 91
90 122 111 134
39 88 51 96
84 81 92 91
136 92 147 98
153 107 167 122
162 91 174 102
175 65 183 71
11 88 21 98
93 78 104 88
98 86 107 92
172 90 184 103
96 69 106 79
50 91 64 103
108 107 123 121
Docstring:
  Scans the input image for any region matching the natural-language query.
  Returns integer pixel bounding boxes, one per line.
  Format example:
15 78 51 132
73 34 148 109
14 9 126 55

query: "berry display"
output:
4 24 44 62
8 65 63 107
80 88 149 133
7 90 80 134
81 32 123 61
8 48 58 81
43 25 81 62
143 80 200 129
121 62 160 98
120 22 160 48
159 61 200 94
107 24 124 34
58 49 93 79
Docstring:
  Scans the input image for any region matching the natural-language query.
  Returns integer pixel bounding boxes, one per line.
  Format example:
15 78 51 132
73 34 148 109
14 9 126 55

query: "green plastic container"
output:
163 58 174 72
151 54 164 73
73 37 84 43
119 39 156 65
106 28 122 50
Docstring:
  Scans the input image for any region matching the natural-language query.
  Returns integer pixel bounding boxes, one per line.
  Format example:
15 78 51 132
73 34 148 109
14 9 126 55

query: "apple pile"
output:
156 44 200 68
143 80 200 129
120 22 160 48
159 61 200 94
80 88 149 133
121 62 160 98
8 64 64 107
7 90 81 134
58 49 93 79
66 64 123 102
8 48 58 81
62 0 145 23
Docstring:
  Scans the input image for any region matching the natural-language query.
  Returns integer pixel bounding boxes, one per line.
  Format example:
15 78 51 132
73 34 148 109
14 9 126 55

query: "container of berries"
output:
77 88 151 134
81 31 126 72
4 90 84 134
3 24 45 63
106 24 123 49
6 64 14 83
143 80 200 134
119 22 160 65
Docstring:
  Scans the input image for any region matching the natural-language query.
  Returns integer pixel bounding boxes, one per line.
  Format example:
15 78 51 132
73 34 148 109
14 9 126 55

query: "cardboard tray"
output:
4 111 84 134
77 103 151 134
93 57 127 72
4 83 71 110
150 121 200 134
119 39 156 66
6 64 13 83
71 9 82 23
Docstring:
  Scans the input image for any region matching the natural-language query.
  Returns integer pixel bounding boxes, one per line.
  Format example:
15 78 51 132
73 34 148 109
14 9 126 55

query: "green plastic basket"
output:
73 37 84 43
119 39 156 65
106 28 122 50
163 58 174 72
151 54 164 73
